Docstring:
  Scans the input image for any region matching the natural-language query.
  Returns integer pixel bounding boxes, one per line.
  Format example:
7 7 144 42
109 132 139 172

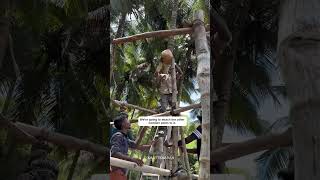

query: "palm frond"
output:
255 147 292 180
228 84 270 135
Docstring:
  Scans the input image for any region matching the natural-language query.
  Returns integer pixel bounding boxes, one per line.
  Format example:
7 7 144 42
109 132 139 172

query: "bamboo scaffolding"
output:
151 103 201 117
180 126 191 180
112 100 157 114
111 101 201 117
112 26 209 45
111 157 199 179
1 118 289 164
111 157 171 176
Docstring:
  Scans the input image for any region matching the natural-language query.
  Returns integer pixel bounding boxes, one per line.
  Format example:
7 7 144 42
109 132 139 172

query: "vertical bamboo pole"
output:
180 126 192 180
167 0 179 178
193 10 210 180
139 127 159 180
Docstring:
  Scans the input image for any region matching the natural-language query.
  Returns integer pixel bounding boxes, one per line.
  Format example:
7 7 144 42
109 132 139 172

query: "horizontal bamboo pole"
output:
211 128 292 163
112 100 200 117
134 103 201 145
111 157 171 176
111 157 199 178
151 103 201 117
0 121 108 157
142 173 199 179
112 26 209 45
112 100 157 114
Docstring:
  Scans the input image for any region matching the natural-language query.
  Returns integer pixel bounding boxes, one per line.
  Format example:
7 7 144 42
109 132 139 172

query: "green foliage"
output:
0 0 109 179
64 0 88 19
191 0 209 23
256 147 292 180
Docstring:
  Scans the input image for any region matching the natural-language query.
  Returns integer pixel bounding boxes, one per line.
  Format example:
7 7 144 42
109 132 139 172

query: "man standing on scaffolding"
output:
155 49 182 114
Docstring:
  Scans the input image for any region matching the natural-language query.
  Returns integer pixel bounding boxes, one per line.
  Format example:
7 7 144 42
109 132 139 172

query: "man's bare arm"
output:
175 64 183 75
135 144 151 151
112 152 144 166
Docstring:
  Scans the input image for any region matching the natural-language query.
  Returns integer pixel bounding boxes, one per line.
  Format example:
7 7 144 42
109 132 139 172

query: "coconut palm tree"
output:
277 0 320 179
209 0 284 172
0 0 110 179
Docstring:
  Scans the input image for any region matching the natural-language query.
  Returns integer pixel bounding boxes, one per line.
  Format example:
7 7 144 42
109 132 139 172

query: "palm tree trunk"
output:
193 10 210 180
278 0 320 179
67 150 80 180
177 46 192 102
110 11 127 82
209 7 233 154
115 11 127 38
0 17 9 68
210 32 238 174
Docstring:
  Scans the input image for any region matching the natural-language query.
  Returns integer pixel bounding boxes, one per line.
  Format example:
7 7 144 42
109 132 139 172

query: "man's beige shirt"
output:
156 62 172 94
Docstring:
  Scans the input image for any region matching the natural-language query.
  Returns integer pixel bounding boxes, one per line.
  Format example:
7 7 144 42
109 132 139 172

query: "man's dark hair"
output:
113 115 127 130
119 112 128 118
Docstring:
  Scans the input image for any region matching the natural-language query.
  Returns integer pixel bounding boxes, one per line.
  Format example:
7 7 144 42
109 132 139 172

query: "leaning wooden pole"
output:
112 26 209 45
0 114 39 144
0 121 108 157
193 10 211 180
112 100 157 114
151 103 201 117
211 128 292 162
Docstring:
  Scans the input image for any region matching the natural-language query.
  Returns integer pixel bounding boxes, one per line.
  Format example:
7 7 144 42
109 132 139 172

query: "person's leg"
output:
167 93 178 115
168 94 173 108
160 94 168 113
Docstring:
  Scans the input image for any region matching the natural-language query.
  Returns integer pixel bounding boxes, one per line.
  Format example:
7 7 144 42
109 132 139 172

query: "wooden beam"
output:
112 100 200 117
112 100 157 114
0 114 38 144
151 103 201 117
142 173 199 179
112 26 209 45
0 121 109 157
111 157 199 178
211 128 292 163
111 157 171 176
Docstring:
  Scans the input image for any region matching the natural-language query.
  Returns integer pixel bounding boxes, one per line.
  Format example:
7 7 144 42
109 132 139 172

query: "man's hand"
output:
132 158 144 166
137 140 154 152
164 140 173 147
159 74 169 80
140 144 151 151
